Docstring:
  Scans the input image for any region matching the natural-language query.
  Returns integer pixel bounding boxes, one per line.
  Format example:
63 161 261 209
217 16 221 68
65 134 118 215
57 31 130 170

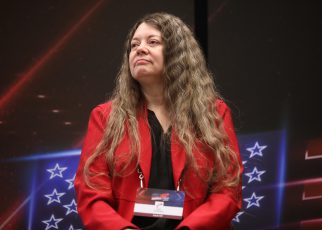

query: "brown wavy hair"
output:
84 12 241 192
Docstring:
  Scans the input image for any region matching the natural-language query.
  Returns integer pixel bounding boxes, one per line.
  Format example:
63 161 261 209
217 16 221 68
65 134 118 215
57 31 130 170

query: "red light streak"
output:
0 1 106 227
0 196 28 230
0 0 105 112
283 177 322 187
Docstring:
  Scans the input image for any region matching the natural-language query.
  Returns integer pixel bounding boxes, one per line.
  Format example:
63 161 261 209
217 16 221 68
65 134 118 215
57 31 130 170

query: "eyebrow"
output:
131 34 161 41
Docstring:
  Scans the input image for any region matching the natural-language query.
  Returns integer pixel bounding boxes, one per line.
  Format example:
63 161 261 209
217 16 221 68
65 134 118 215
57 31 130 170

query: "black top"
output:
132 110 181 229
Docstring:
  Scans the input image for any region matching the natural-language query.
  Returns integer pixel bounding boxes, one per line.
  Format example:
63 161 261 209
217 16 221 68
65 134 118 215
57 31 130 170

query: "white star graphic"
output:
68 225 82 230
44 188 65 205
42 214 63 230
64 199 78 215
233 211 244 223
245 167 266 183
47 163 67 179
65 174 76 190
244 192 264 209
246 142 267 158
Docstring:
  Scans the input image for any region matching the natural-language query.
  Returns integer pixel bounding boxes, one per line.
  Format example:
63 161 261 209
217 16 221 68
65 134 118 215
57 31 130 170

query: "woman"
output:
75 12 243 230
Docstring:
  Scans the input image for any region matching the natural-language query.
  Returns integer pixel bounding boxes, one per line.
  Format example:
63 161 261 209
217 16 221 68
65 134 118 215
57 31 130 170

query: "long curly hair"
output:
84 12 241 192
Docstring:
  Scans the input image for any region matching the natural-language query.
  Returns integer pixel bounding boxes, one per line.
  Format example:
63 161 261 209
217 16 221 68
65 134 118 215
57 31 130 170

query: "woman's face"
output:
129 22 164 86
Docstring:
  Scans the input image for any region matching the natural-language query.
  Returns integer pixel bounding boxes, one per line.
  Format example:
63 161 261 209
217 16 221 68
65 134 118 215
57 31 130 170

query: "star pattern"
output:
42 214 63 230
65 174 76 190
63 199 78 215
246 142 267 158
245 167 266 183
68 225 82 230
39 161 83 228
244 192 264 209
44 188 65 205
233 211 244 223
47 163 67 179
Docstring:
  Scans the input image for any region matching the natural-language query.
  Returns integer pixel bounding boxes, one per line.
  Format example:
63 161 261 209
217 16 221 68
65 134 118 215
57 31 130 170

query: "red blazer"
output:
75 100 243 230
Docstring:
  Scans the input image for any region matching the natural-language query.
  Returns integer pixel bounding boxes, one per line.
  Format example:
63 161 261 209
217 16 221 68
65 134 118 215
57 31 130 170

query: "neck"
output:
141 84 166 109
141 84 170 133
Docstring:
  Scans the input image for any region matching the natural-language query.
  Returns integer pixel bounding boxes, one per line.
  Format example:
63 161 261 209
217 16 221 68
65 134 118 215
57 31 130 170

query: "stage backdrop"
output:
1 0 321 229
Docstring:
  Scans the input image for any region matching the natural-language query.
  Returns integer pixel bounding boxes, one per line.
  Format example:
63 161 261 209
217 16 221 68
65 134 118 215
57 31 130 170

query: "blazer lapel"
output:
171 130 186 189
137 106 152 187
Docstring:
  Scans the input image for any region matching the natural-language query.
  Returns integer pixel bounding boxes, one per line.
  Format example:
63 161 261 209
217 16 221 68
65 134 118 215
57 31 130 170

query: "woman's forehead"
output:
131 22 161 40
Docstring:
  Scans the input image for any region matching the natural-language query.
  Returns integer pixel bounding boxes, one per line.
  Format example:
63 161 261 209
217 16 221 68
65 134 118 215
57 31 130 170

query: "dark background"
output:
1 0 321 229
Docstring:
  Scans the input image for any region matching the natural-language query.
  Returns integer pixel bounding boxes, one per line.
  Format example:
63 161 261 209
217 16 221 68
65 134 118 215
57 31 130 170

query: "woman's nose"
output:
136 43 148 55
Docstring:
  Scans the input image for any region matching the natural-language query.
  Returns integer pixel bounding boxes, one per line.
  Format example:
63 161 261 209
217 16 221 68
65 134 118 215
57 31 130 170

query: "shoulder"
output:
89 101 113 121
92 101 113 113
215 99 230 117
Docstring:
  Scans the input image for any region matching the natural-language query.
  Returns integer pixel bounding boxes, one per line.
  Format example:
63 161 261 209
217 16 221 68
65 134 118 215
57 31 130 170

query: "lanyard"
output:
137 166 182 191
137 167 144 188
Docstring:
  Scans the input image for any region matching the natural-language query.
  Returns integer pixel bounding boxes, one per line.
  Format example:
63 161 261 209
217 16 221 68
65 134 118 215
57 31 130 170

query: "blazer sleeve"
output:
74 104 138 230
176 100 243 230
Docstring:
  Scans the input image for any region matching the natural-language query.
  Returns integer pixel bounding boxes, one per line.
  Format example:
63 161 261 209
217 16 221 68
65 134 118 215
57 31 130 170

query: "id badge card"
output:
134 188 185 219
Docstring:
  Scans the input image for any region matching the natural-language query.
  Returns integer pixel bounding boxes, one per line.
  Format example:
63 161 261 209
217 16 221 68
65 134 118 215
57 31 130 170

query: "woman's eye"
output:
149 40 159 45
131 43 139 49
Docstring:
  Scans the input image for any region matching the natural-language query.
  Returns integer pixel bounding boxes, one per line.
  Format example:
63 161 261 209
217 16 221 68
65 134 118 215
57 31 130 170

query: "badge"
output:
134 188 185 219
